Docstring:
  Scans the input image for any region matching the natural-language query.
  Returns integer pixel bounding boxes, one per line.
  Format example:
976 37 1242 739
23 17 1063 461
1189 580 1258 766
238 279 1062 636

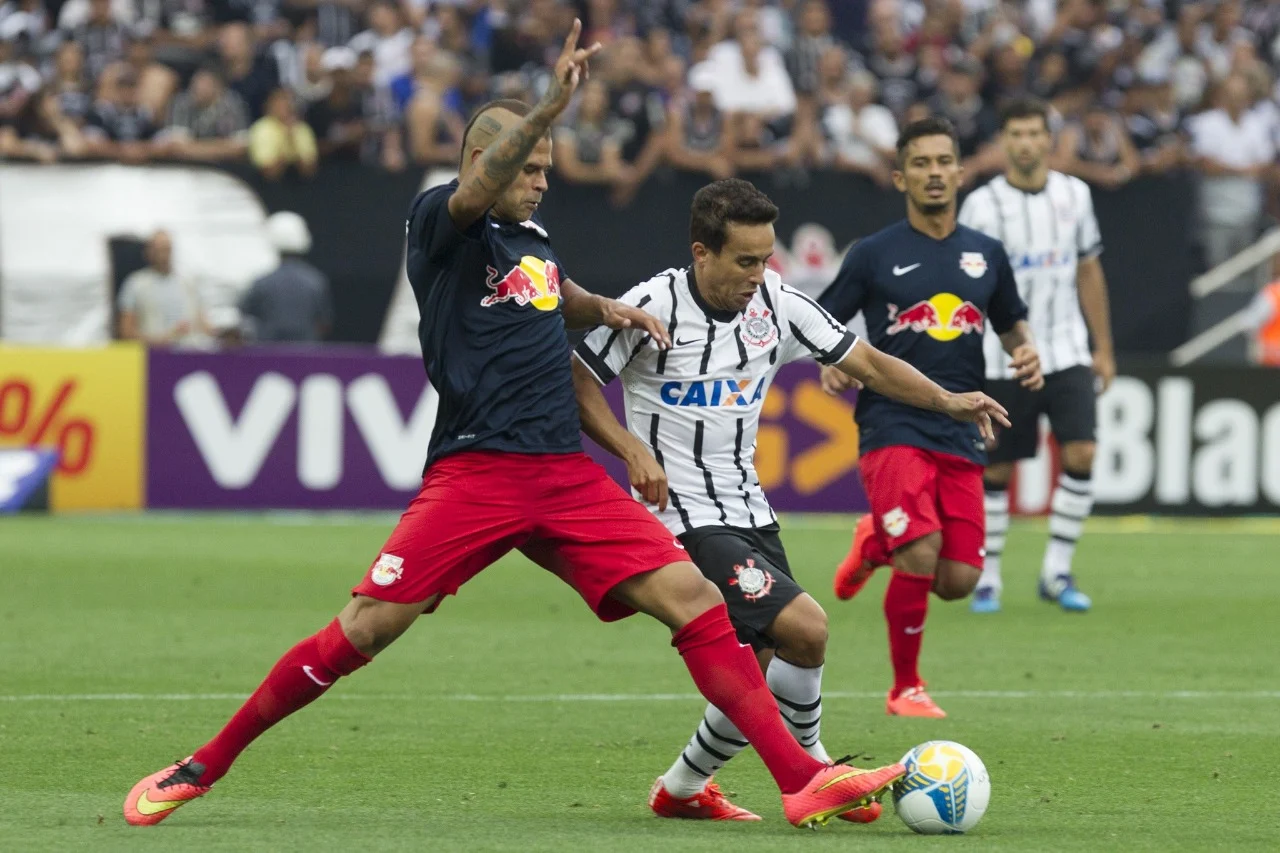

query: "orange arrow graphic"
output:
789 380 860 495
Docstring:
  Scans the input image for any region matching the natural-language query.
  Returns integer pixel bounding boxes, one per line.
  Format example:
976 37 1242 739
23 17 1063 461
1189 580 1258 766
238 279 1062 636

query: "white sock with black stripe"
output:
767 658 830 762
660 706 749 798
979 486 1009 594
1042 471 1093 582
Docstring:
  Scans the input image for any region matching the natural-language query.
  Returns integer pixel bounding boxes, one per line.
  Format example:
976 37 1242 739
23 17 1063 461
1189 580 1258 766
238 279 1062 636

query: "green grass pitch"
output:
2 513 1277 851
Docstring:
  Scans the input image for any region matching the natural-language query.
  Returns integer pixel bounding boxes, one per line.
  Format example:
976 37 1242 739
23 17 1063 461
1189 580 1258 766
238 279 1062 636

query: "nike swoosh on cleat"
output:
135 790 186 816
815 769 866 793
302 665 332 686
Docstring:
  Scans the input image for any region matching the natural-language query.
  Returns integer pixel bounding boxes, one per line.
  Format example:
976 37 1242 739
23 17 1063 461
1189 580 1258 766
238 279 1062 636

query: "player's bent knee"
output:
1061 441 1096 474
770 595 828 667
894 532 943 576
338 595 425 656
984 462 1014 490
933 563 981 601
613 561 723 630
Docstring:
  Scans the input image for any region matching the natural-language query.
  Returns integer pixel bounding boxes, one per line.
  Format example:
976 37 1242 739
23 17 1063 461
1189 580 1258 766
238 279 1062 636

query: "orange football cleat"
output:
649 777 762 821
838 802 883 823
834 515 887 601
781 761 905 829
123 757 211 826
886 685 947 718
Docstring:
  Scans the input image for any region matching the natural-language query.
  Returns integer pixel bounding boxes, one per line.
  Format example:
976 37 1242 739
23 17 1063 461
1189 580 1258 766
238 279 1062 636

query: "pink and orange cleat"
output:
123 757 210 826
649 777 762 821
833 515 888 601
838 802 884 823
782 761 905 828
886 685 947 719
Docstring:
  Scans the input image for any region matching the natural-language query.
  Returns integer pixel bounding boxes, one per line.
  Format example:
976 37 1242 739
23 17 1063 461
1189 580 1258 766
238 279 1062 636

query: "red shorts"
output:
858 445 985 568
352 451 687 621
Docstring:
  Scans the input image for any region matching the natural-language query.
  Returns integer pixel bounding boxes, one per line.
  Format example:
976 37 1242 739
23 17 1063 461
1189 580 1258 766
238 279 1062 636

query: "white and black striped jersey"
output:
958 171 1103 379
575 267 859 534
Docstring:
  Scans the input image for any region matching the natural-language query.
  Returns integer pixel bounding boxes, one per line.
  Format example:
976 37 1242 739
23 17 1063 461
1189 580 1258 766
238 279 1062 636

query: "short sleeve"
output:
117 274 140 313
988 243 1029 335
1073 179 1103 259
958 186 996 236
574 282 661 385
818 243 872 324
407 184 483 263
778 283 859 365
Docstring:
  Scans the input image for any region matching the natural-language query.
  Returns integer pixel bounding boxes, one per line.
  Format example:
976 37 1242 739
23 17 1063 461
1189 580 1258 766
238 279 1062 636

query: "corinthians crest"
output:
740 308 777 348
728 558 774 601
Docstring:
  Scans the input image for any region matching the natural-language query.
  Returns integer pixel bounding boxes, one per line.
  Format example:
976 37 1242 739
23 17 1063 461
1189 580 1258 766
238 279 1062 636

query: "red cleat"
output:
648 777 762 821
833 515 887 601
886 685 947 718
782 761 905 829
123 757 211 826
837 802 883 823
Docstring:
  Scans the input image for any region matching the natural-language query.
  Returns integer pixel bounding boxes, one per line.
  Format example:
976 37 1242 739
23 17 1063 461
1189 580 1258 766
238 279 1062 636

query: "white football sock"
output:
1042 472 1093 582
768 658 830 762
660 706 748 798
980 487 1009 594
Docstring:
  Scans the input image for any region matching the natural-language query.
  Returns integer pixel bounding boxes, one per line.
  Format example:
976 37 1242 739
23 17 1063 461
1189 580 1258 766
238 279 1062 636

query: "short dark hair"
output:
689 179 779 254
895 116 960 168
459 98 535 170
998 97 1050 131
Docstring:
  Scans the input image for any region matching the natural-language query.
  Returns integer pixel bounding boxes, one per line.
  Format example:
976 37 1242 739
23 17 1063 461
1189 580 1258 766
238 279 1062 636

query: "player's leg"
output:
934 454 988 603
124 454 529 826
1041 367 1099 611
882 531 946 717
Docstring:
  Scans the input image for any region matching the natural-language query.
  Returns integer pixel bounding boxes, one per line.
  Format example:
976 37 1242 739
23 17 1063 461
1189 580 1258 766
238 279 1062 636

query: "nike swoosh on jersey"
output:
892 263 922 276
675 337 705 346
135 791 187 816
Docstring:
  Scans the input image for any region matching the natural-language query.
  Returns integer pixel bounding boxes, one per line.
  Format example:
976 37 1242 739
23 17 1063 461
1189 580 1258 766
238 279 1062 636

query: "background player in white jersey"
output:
958 98 1116 614
574 179 1010 822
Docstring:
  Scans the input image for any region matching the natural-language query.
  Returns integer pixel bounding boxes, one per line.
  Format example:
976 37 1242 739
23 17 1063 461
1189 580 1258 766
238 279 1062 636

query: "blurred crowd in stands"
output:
1 0 1278 202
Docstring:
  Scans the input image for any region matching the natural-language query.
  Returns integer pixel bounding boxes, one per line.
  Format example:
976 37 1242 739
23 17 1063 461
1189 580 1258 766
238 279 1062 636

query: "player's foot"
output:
1038 574 1092 612
123 757 210 826
837 802 883 823
969 586 1001 614
833 515 885 601
886 685 947 718
781 761 905 829
648 777 762 821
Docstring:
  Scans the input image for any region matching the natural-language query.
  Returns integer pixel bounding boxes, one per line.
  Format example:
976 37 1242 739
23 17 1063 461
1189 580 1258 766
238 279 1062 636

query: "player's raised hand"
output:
942 391 1011 443
600 298 671 349
540 19 602 118
625 450 669 511
1009 343 1044 391
820 364 861 396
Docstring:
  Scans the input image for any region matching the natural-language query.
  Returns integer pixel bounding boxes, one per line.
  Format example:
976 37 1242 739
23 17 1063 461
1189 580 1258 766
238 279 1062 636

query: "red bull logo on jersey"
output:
480 256 561 311
885 293 985 342
660 377 768 407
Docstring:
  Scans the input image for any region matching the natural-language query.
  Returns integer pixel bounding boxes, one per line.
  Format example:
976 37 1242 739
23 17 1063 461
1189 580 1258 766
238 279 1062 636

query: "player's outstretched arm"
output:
570 357 669 510
998 320 1045 391
559 278 672 347
834 340 1011 442
447 19 601 230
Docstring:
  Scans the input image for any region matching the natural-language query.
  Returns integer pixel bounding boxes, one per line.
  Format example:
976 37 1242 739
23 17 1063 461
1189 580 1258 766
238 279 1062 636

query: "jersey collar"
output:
686 266 740 324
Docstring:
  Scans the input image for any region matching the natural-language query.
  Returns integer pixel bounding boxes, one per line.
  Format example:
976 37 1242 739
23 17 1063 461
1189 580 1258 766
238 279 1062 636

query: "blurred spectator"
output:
490 0 561 74
0 89 86 162
393 38 465 165
1123 71 1185 175
119 32 179 118
83 70 158 163
863 23 922 118
821 68 896 186
1055 102 1141 189
554 77 625 186
352 47 404 170
117 230 210 347
306 45 402 170
706 11 797 119
240 211 332 343
219 21 280 119
603 37 666 201
288 0 367 47
788 0 836 99
928 56 998 159
1189 74 1275 272
46 41 94 125
1140 4 1212 110
0 37 40 127
581 0 632 47
347 0 413 89
665 61 734 180
1 0 51 50
68 0 129 80
161 66 250 161
250 87 318 178
1197 0 1251 82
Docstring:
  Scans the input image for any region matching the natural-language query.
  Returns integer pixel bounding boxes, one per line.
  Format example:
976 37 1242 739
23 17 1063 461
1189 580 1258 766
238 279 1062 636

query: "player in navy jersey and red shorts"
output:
819 117 1044 719
123 22 907 831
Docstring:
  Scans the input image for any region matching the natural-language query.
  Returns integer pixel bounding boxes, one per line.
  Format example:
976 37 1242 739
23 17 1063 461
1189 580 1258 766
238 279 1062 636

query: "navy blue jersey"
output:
406 180 580 466
819 220 1027 464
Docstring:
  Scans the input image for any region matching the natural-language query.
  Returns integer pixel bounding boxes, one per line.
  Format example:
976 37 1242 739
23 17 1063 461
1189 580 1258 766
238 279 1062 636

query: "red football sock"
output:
883 571 932 697
672 604 823 794
192 618 370 785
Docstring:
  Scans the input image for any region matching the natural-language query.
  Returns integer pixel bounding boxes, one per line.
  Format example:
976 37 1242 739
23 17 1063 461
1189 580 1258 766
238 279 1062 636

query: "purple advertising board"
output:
146 348 869 512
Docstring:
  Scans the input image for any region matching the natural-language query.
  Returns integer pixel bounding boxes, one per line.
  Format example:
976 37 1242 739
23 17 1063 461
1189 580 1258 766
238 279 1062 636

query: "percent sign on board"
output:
0 380 94 474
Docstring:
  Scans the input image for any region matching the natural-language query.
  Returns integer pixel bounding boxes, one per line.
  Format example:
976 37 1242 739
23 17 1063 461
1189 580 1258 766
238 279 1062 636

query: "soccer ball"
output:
893 741 990 834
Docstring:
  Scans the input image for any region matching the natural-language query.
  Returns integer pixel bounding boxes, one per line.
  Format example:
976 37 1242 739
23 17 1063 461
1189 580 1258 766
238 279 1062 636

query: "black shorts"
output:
678 523 805 651
985 364 1097 464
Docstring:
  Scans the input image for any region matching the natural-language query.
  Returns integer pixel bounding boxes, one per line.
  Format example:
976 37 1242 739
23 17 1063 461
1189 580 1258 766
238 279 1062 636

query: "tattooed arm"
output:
447 19 601 231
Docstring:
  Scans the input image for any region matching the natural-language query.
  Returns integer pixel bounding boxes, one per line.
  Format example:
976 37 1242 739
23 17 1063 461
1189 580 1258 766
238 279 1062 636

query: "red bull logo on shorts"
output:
481 255 561 311
885 292 985 342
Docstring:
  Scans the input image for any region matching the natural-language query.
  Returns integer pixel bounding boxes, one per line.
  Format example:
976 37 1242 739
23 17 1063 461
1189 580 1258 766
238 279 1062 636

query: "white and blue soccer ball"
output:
893 741 990 834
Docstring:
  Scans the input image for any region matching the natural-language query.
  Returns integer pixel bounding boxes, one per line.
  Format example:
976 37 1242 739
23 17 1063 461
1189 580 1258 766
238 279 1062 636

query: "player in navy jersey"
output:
123 22 908 831
819 117 1044 719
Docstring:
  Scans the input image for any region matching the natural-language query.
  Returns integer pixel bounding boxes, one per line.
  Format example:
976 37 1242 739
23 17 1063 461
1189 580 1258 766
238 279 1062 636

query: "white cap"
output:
321 46 357 72
266 211 312 255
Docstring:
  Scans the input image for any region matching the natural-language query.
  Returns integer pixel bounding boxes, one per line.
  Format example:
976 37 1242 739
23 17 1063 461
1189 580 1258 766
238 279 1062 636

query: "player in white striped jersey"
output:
957 98 1117 614
574 179 1010 823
